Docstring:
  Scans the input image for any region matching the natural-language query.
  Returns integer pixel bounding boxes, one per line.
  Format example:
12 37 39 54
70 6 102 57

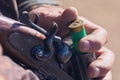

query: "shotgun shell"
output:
68 18 86 54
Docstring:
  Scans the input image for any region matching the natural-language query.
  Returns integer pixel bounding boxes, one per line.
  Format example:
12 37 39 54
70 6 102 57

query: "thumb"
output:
57 7 78 37
79 35 103 52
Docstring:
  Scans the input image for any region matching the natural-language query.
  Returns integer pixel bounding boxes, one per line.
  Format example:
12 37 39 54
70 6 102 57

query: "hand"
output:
28 5 115 80
79 17 115 80
29 5 77 37
0 15 45 40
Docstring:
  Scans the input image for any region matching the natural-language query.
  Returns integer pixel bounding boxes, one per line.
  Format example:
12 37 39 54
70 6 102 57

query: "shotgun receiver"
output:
0 11 95 80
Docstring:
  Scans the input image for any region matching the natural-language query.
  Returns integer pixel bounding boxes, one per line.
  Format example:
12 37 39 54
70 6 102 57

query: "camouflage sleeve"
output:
17 0 59 14
0 44 39 80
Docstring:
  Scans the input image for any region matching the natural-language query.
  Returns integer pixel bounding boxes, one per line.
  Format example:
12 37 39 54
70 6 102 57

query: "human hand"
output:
28 5 115 80
78 17 114 80
0 15 45 40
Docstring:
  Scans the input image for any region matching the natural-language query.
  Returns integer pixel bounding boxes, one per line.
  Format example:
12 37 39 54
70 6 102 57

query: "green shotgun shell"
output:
69 18 86 54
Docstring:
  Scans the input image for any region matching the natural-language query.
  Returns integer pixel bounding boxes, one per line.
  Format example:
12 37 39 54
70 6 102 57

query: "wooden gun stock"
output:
0 15 43 69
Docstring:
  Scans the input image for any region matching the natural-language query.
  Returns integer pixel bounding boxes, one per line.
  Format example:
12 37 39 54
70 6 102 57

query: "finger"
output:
78 17 108 52
58 7 78 37
0 44 3 55
16 26 46 39
87 47 115 78
95 71 112 80
29 5 64 32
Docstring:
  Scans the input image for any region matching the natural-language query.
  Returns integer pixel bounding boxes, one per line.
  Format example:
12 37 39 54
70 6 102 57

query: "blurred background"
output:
60 0 120 80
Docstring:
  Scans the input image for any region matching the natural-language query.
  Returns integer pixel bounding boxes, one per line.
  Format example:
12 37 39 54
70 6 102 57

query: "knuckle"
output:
97 61 111 77
89 37 102 51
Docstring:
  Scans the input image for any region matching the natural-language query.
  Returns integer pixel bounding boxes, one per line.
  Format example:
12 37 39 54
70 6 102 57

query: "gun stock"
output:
0 15 42 69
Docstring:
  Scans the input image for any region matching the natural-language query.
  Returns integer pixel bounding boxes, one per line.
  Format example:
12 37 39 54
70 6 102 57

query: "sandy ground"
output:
60 0 120 80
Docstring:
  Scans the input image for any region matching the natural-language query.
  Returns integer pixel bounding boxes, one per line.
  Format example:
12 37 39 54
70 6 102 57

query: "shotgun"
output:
0 11 95 80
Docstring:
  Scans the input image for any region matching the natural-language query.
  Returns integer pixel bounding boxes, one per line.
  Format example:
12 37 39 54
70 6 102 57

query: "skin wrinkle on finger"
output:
79 35 103 52
88 47 115 78
91 28 108 46
96 47 115 66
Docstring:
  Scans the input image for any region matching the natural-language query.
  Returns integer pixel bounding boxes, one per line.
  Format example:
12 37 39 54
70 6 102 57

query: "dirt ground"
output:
60 0 120 80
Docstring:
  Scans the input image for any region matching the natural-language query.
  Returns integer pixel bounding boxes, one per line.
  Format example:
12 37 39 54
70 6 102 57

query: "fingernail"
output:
81 40 90 51
41 35 46 39
36 33 46 39
88 68 100 78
